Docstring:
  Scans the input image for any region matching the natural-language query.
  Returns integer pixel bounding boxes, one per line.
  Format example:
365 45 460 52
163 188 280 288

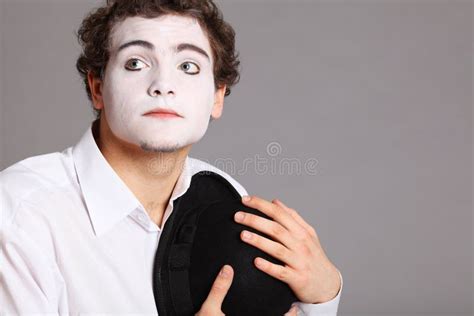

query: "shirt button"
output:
138 213 147 222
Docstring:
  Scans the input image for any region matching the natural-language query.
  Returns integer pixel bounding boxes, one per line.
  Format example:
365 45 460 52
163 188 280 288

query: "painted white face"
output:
101 15 219 152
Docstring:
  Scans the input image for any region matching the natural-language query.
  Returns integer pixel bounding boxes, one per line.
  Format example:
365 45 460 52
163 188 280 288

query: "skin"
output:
88 14 339 315
238 196 342 304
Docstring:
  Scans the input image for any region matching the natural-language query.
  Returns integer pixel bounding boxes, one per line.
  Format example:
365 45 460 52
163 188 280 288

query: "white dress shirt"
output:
0 121 342 315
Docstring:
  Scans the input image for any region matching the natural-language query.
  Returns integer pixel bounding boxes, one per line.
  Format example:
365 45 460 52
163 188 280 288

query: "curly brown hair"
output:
75 0 241 119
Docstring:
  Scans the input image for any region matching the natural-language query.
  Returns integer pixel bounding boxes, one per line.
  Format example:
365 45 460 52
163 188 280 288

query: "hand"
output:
195 265 234 316
235 195 341 304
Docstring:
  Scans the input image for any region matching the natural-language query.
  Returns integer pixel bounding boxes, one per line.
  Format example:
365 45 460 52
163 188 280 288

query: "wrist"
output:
311 268 342 304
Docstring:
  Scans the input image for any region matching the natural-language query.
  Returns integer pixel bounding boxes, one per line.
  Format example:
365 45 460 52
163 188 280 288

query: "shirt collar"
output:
72 120 143 236
71 120 240 237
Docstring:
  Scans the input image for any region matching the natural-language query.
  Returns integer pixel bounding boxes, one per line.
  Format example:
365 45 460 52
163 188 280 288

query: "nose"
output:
147 69 176 97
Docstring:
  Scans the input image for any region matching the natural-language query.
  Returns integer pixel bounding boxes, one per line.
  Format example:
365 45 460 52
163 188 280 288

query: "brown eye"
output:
179 61 200 75
125 58 146 71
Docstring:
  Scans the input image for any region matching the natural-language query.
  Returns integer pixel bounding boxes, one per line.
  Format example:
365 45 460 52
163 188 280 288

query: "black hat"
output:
153 170 297 315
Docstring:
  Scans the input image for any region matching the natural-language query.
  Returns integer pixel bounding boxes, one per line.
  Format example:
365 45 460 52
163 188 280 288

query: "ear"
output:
210 84 226 120
87 71 104 110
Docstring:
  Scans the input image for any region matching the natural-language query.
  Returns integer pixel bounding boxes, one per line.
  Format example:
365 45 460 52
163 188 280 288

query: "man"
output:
0 0 342 314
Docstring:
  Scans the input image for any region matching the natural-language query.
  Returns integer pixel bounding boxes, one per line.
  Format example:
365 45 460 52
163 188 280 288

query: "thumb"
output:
203 265 234 311
284 303 298 316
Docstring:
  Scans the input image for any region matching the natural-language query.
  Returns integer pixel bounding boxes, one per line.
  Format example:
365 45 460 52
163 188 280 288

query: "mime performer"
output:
0 0 343 315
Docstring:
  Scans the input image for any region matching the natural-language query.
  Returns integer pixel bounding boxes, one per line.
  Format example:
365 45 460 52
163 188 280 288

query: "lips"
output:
143 107 182 117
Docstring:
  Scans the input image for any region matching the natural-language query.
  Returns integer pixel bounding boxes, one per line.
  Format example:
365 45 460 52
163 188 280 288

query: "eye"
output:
125 58 147 71
179 61 200 75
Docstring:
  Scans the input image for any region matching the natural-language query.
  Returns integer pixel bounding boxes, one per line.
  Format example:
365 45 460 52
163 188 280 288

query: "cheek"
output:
182 74 215 108
183 89 215 124
103 73 138 111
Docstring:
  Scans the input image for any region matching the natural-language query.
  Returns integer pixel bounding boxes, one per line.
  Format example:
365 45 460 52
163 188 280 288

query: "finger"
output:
254 257 296 284
273 198 318 239
234 211 297 251
239 229 299 268
201 265 234 312
242 195 300 233
284 304 298 316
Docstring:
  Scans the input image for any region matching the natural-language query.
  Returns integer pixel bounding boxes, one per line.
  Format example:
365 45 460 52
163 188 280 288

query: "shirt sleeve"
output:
0 223 69 315
293 269 343 316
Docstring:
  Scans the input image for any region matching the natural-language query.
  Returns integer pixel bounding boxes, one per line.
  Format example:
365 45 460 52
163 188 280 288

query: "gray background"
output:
0 0 472 315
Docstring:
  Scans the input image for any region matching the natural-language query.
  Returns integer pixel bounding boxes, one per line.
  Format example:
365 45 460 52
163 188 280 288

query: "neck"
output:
93 118 191 228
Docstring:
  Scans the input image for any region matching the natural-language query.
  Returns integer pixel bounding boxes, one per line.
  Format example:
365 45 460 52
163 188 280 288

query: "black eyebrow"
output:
117 40 154 52
116 40 210 61
176 43 210 61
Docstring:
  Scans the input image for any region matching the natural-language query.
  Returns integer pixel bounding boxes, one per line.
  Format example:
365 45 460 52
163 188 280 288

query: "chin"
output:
139 140 186 153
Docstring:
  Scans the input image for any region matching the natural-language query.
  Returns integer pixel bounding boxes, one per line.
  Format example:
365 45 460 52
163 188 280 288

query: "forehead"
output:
109 15 212 54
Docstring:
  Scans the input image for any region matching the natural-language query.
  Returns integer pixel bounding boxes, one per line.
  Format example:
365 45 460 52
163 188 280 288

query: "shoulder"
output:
0 148 76 226
187 156 249 197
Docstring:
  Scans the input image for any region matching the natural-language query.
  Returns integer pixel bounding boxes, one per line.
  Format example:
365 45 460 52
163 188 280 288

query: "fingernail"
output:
234 212 244 222
242 230 252 240
255 257 266 268
220 265 230 278
242 195 251 202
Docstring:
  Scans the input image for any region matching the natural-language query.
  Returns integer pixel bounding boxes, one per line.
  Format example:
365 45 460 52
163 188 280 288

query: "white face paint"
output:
101 15 219 152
